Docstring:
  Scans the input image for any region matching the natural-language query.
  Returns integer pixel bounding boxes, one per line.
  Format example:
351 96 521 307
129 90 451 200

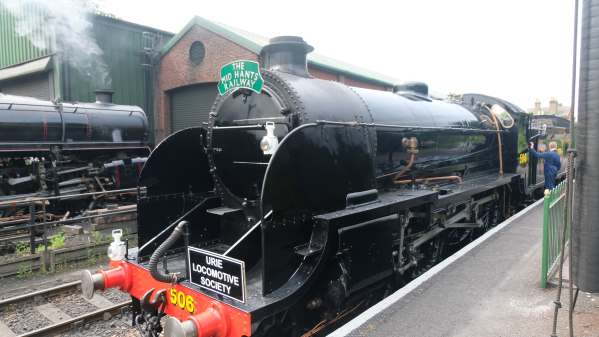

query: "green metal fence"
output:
541 181 568 288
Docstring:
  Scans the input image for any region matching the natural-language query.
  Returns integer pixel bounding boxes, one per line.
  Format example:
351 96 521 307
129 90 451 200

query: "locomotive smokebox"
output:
95 89 114 104
260 36 314 77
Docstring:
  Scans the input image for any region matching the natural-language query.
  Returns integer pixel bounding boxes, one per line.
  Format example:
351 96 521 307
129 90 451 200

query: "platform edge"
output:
327 198 544 337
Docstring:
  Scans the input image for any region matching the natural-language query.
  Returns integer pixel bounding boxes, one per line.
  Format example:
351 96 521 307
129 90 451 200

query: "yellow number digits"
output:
170 288 177 304
169 289 195 313
519 153 528 167
186 295 195 313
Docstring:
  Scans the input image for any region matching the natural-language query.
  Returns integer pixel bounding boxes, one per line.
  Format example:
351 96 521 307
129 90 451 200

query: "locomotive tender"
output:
0 91 149 212
82 36 538 337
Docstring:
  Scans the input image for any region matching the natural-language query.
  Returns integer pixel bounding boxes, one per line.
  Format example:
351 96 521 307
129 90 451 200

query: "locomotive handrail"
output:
224 210 273 256
314 120 507 133
0 142 149 148
137 197 212 257
232 116 287 123
0 101 141 112
211 124 265 130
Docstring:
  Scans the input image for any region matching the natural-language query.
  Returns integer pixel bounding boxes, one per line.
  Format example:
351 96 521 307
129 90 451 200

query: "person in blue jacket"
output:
529 141 561 189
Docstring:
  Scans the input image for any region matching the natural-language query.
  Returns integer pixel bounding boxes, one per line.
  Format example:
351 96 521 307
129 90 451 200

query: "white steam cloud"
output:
1 0 112 88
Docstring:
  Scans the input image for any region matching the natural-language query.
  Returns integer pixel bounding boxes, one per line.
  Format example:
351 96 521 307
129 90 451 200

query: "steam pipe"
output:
149 221 188 283
393 153 416 181
485 105 504 176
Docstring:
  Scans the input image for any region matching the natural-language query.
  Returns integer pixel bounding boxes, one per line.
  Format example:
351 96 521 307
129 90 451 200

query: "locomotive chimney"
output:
260 36 314 77
94 89 114 104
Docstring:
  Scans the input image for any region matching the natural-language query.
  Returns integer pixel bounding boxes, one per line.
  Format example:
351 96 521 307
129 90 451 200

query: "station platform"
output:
330 200 599 337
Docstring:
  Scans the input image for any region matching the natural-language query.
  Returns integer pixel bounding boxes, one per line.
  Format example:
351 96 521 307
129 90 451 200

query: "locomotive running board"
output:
314 190 438 227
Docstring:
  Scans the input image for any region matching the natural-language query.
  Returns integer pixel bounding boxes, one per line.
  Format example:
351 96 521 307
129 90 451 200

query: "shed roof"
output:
160 16 398 87
94 12 174 37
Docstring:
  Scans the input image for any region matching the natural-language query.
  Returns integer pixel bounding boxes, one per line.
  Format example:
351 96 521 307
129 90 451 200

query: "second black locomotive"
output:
0 90 149 214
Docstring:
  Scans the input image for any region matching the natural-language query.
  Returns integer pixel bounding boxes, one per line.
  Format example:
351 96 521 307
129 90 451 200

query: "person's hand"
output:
529 142 534 149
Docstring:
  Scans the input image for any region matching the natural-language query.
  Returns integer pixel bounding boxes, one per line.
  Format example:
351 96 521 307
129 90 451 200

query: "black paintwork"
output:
0 94 148 150
136 66 534 334
0 94 150 216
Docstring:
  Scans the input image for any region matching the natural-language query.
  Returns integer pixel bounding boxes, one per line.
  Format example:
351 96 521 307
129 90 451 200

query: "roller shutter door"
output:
170 83 217 133
0 72 53 100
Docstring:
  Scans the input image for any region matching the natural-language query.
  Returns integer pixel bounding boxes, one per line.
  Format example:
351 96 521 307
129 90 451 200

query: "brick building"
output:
155 16 398 142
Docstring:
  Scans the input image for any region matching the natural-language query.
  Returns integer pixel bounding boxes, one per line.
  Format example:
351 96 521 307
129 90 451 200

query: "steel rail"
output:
18 300 131 337
0 232 30 245
0 281 81 307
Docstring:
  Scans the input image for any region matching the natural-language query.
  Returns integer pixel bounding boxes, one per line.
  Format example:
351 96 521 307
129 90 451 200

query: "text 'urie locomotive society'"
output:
188 247 246 302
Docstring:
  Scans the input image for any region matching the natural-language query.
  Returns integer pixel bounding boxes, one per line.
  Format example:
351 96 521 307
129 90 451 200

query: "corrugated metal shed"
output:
0 3 53 69
170 83 218 132
61 15 173 144
63 15 172 106
0 6 173 144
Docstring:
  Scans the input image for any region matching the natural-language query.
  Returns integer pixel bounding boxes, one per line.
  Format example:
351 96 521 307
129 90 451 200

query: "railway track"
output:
0 280 132 336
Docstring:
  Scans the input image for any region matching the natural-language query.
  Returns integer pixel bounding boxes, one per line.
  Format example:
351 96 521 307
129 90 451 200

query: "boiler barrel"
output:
212 71 501 188
0 94 148 149
273 72 496 177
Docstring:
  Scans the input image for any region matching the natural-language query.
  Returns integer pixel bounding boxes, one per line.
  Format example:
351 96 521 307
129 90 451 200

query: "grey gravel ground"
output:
99 288 132 304
57 308 138 337
0 220 140 336
0 283 139 337
0 260 141 336
51 292 99 317
0 304 52 334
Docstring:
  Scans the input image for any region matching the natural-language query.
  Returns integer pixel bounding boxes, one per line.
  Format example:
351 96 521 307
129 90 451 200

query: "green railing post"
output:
541 188 551 288
541 181 568 288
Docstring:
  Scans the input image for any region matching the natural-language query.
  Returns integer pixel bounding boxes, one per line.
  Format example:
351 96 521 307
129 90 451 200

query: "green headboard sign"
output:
217 60 264 96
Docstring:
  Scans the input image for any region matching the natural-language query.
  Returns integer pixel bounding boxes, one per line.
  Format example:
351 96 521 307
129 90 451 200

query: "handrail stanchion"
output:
542 189 550 288
29 202 36 255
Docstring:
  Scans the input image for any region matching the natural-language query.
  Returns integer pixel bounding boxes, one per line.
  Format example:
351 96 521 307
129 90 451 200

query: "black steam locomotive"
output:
0 91 149 214
82 37 540 337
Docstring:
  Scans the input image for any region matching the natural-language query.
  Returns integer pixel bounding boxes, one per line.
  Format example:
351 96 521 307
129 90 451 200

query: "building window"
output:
189 41 206 65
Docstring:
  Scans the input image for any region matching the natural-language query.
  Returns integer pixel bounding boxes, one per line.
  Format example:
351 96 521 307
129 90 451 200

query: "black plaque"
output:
187 246 246 303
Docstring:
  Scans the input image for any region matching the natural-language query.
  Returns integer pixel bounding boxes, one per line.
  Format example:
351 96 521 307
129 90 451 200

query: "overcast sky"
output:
98 0 576 110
